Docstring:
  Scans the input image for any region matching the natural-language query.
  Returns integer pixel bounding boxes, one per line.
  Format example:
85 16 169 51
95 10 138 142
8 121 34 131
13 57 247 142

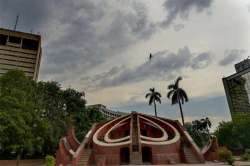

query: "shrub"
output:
218 147 234 165
245 149 250 154
227 157 235 165
45 155 55 166
241 153 250 161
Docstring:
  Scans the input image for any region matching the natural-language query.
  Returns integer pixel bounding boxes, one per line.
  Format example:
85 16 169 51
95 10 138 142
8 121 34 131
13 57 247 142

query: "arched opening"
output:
142 146 152 163
120 147 130 164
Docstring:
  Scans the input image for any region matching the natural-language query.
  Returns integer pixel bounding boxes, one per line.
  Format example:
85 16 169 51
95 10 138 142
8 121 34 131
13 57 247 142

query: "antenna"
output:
13 14 19 31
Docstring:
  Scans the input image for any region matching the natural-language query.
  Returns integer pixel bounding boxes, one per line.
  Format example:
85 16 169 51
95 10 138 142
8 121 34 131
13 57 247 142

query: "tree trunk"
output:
16 153 20 166
178 99 185 126
153 100 157 117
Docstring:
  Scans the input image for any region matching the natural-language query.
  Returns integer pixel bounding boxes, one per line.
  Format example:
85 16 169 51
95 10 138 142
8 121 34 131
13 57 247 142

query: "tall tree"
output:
0 70 106 160
167 77 188 126
145 88 161 117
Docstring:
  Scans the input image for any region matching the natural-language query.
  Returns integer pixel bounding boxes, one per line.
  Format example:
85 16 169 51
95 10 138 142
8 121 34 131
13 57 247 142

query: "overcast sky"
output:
1 0 250 130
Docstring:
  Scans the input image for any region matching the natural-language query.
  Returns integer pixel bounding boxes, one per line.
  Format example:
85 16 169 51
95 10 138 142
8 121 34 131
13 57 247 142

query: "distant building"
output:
87 104 128 119
223 59 250 120
0 28 42 80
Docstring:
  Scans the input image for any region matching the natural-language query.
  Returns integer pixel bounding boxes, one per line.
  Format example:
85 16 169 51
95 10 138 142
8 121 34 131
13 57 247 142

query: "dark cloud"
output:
0 0 53 31
85 47 211 89
191 52 211 69
162 0 213 27
219 49 246 66
40 1 157 80
0 0 156 81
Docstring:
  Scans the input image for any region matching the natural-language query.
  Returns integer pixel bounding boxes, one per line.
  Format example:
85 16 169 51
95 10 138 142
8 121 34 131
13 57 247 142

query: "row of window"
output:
0 34 39 51
101 109 121 118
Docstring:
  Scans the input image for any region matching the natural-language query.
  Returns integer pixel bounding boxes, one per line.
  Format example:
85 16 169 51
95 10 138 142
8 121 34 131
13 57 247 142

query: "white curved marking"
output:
104 116 130 143
93 115 131 146
140 115 180 145
139 115 168 142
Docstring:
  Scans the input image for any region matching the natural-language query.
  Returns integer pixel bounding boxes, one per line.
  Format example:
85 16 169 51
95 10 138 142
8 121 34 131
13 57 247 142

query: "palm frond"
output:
155 97 161 104
167 89 175 98
179 95 184 104
145 93 151 98
171 93 178 105
179 88 188 102
168 84 175 90
149 96 154 105
174 76 182 88
155 92 161 98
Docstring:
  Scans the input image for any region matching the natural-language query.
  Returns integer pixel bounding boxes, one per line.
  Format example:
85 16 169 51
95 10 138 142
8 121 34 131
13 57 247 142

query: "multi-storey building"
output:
223 59 250 120
87 104 128 119
0 28 42 80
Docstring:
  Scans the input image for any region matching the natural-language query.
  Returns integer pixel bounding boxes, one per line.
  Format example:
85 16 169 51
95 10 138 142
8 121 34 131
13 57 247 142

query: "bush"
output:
245 149 250 154
218 147 234 165
45 155 55 166
241 153 250 161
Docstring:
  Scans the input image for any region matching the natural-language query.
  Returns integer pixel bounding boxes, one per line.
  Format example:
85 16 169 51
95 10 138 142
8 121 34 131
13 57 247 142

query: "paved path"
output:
234 161 250 166
122 162 230 166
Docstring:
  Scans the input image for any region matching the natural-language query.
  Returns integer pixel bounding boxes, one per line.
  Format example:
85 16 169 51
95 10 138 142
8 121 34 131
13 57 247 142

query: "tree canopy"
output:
215 114 250 151
0 70 106 159
145 88 161 117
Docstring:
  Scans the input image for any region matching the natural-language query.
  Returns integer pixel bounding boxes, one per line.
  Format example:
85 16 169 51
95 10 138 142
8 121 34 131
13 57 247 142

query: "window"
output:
22 38 39 50
0 34 8 45
8 36 21 44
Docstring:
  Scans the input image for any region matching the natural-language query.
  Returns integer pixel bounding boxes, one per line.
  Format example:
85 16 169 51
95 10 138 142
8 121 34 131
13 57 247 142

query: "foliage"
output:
75 106 106 141
0 70 106 159
145 88 161 117
185 117 212 148
218 147 234 165
167 76 188 125
241 153 250 161
215 115 250 151
45 155 55 166
246 149 250 154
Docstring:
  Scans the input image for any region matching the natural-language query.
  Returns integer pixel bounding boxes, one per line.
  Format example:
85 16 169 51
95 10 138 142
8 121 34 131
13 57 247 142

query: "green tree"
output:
145 88 161 117
0 70 47 165
0 70 106 160
185 118 211 148
215 122 237 149
167 77 188 126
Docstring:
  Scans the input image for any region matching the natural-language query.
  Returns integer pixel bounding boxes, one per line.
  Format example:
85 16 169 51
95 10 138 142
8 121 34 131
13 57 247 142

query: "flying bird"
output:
149 53 153 60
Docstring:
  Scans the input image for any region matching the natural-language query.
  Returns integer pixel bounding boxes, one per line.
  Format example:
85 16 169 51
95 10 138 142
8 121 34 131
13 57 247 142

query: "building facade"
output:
223 59 250 120
56 112 219 165
87 104 128 119
0 28 42 80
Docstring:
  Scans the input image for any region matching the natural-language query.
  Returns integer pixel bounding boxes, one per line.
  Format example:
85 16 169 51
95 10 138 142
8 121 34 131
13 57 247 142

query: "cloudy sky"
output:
1 0 250 130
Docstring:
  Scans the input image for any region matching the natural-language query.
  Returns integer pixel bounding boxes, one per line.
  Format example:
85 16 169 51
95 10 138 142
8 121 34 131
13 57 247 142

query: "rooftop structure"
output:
87 104 128 119
56 112 218 165
0 28 42 80
223 59 250 120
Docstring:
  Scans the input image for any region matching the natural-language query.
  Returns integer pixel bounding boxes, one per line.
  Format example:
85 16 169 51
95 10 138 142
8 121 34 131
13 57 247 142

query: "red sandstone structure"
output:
56 112 218 165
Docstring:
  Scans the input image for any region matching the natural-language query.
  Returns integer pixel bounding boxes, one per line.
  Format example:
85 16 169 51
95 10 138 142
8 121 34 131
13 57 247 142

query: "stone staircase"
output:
76 149 92 166
183 146 200 163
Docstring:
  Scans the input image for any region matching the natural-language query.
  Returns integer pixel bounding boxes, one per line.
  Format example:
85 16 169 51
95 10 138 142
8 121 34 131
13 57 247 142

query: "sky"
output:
1 0 250 130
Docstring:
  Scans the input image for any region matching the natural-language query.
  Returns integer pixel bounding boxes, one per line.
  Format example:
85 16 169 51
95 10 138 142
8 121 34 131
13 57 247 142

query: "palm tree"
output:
145 88 161 117
167 77 188 126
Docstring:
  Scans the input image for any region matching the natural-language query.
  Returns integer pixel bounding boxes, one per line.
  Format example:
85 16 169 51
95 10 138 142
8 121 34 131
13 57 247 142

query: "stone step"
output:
184 147 199 163
76 149 92 166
